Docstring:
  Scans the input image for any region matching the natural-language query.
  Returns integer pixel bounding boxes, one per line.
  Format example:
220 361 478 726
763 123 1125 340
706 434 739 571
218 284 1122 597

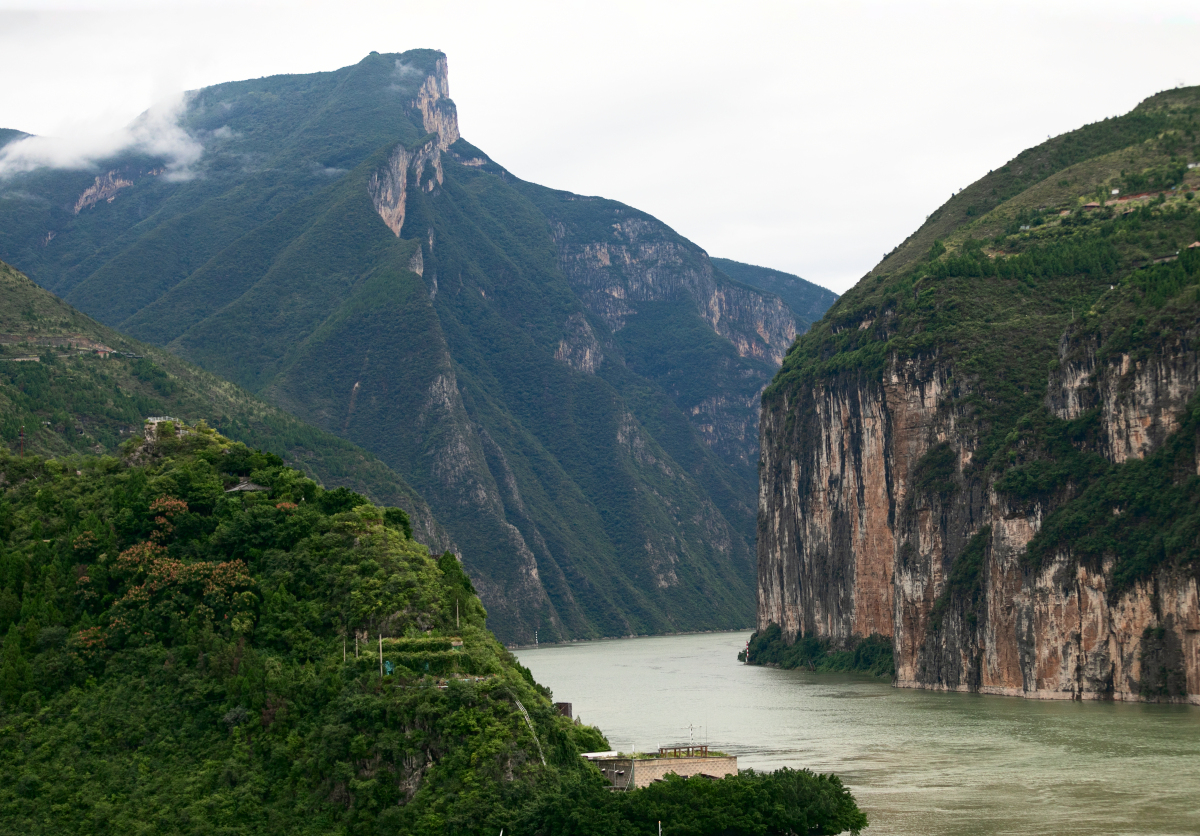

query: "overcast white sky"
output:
1 0 1197 293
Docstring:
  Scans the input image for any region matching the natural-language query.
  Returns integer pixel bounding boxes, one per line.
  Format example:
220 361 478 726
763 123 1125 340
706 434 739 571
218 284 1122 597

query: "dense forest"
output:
0 259 444 546
0 421 866 834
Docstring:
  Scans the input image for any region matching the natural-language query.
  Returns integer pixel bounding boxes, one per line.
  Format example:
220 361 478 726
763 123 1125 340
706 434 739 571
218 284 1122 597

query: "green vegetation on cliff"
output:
741 625 895 678
1012 390 1200 597
761 84 1200 663
0 425 866 834
711 257 838 330
0 259 444 546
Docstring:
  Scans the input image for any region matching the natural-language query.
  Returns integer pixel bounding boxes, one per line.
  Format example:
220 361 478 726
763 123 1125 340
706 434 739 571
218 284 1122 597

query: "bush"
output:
743 624 895 678
512 768 868 835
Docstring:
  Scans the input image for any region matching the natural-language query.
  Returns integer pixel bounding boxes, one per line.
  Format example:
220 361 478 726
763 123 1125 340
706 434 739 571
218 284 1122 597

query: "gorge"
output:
0 50 836 645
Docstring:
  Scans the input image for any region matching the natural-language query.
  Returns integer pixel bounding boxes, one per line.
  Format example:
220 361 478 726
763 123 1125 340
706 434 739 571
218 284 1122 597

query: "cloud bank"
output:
0 92 202 180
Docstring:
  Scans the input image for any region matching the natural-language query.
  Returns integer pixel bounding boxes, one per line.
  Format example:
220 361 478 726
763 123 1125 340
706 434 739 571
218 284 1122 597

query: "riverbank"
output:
505 626 755 651
517 630 1200 836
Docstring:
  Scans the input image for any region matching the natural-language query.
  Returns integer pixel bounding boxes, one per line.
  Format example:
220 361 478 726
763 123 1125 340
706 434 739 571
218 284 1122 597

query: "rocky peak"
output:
410 55 459 151
369 53 456 238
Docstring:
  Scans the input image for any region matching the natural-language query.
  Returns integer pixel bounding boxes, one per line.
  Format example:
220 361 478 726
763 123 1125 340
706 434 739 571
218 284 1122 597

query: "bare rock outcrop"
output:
369 57 456 237
554 312 603 374
758 335 1200 703
368 137 443 237
545 202 796 467
410 55 459 150
551 215 795 363
74 170 134 214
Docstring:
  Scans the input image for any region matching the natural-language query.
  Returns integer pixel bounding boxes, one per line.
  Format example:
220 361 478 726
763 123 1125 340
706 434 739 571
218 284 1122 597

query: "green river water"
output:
515 631 1200 835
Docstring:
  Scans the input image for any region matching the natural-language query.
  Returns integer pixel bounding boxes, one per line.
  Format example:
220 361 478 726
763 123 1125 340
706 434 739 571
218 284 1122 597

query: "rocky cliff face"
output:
757 87 1200 703
368 56 453 238
74 170 134 214
537 198 796 469
550 214 795 364
410 55 459 150
1049 328 1200 464
758 320 1200 704
554 312 603 374
369 136 444 236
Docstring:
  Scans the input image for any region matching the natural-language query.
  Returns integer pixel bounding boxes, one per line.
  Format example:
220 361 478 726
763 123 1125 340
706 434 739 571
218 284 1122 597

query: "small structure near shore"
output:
582 745 737 790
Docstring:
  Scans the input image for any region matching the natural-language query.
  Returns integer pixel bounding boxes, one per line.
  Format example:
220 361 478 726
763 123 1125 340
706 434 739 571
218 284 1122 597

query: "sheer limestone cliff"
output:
757 87 1200 702
548 214 795 363
410 54 460 150
760 335 1200 703
369 137 444 236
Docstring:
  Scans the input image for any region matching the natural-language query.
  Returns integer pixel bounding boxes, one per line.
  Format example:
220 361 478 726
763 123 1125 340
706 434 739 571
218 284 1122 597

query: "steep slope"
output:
710 257 838 330
0 427 598 833
756 86 1200 702
0 51 793 643
0 259 445 547
0 427 869 835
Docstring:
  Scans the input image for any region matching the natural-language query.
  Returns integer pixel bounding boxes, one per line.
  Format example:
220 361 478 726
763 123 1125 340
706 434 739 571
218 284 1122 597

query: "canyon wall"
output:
758 328 1200 702
542 202 797 469
550 214 795 364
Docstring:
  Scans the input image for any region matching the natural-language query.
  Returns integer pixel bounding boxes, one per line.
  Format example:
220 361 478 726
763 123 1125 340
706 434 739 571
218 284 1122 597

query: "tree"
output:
0 622 30 706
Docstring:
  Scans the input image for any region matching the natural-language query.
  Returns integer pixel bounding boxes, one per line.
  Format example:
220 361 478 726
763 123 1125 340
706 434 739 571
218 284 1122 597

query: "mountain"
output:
0 50 802 643
0 258 445 547
755 86 1200 702
710 258 838 329
0 426 869 835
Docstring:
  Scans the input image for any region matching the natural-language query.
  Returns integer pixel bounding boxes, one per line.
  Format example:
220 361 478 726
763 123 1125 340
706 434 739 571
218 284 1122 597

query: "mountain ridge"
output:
0 50 836 643
710 257 838 330
755 84 1200 701
0 258 447 549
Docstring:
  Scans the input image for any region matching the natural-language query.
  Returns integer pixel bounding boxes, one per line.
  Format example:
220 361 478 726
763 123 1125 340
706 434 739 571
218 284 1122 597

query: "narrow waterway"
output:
515 631 1200 836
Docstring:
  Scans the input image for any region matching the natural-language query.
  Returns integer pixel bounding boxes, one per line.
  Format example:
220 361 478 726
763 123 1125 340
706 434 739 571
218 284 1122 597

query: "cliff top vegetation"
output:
0 422 868 834
765 83 1200 618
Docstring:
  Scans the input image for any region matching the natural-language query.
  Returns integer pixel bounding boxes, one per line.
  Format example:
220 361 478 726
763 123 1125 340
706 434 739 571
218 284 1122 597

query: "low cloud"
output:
389 59 423 93
0 92 203 181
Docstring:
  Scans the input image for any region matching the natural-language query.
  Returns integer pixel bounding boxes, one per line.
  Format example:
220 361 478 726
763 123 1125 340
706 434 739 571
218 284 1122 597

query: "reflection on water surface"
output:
516 631 1200 836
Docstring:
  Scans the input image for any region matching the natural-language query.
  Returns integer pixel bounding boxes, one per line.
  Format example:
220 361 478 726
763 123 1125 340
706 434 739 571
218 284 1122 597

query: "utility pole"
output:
379 634 383 678
456 598 459 630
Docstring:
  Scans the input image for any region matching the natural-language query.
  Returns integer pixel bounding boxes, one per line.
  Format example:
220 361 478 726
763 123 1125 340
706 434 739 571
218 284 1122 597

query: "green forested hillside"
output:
0 50 785 643
872 86 1200 278
0 259 445 547
764 84 1200 656
0 425 867 835
710 258 838 329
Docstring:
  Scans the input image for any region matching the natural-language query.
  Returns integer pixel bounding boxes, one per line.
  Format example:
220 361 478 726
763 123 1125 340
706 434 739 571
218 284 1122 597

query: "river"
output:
515 630 1200 835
